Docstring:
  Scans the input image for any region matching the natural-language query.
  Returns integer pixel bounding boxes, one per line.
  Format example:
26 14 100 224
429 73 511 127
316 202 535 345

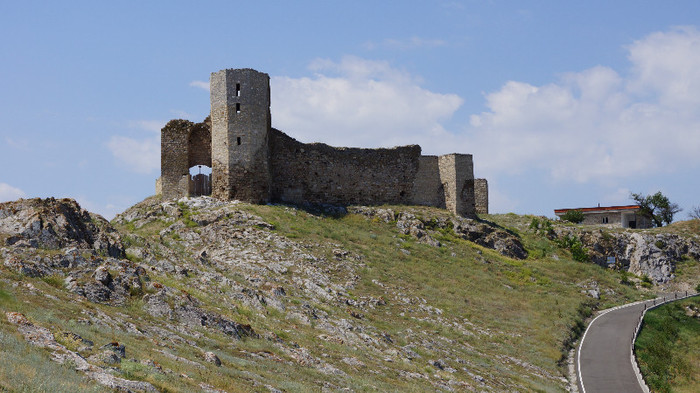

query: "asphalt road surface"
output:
577 293 691 393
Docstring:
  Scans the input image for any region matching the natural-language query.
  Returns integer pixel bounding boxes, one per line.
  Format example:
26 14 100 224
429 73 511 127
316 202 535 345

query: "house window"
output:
602 217 609 224
236 83 241 97
236 103 241 113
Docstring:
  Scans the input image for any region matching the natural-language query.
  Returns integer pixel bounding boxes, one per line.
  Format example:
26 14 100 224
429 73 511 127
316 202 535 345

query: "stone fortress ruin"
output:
157 68 488 217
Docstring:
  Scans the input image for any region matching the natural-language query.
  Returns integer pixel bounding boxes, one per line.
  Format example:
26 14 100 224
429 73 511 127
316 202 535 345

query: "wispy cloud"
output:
74 195 129 220
0 183 26 202
107 135 159 174
364 36 447 50
128 120 166 133
190 80 210 91
4 137 30 151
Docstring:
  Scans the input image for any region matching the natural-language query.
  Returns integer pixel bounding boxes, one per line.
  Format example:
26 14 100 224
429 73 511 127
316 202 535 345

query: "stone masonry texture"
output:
475 179 488 215
211 69 271 203
159 68 488 217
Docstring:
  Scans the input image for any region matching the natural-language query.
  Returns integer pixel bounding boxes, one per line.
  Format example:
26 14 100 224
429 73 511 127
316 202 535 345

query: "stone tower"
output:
438 154 475 217
210 69 271 203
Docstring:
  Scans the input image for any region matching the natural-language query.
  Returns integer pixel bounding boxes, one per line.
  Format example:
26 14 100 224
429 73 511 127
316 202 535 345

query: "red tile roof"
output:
554 205 641 215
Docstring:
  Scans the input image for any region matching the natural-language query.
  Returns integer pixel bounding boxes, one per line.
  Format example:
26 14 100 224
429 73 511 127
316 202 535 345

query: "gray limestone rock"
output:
204 351 221 366
0 198 124 257
555 227 700 284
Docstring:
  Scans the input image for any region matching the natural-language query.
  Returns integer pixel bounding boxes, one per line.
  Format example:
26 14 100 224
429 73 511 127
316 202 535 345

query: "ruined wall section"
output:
410 156 446 209
438 154 475 217
474 178 488 215
211 69 271 203
269 129 421 206
159 119 211 199
188 116 212 168
160 120 193 199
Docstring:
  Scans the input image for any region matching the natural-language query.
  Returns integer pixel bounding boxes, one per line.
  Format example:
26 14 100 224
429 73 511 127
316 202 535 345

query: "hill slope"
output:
1 196 698 392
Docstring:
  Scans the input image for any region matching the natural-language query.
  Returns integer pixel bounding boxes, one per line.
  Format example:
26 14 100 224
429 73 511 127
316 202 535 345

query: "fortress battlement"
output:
157 68 488 217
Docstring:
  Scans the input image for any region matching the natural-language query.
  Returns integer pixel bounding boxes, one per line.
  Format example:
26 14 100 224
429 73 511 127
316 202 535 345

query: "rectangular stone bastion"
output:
156 68 488 217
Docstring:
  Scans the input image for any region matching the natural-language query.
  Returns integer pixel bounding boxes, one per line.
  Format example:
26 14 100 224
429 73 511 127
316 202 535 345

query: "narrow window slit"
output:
237 137 241 145
236 83 241 96
236 103 241 113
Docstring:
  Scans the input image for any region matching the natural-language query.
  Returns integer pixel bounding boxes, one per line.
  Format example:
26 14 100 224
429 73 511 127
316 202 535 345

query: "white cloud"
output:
627 26 700 109
107 135 159 174
465 27 700 183
271 56 463 148
190 80 210 91
0 183 26 202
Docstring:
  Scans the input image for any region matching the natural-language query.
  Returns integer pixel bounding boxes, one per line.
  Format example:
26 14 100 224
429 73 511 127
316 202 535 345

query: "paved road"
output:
577 293 692 393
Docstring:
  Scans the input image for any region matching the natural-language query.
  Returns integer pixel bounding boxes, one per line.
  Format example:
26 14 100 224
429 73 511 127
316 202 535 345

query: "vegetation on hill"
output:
0 196 697 391
631 191 682 227
635 297 700 393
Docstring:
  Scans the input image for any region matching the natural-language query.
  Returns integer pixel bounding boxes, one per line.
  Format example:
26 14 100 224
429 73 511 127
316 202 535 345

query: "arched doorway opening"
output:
189 165 212 196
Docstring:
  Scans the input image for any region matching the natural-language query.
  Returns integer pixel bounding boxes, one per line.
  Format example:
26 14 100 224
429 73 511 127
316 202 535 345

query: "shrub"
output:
620 271 632 286
560 210 584 224
41 274 65 289
529 217 554 237
556 234 589 262
570 242 589 262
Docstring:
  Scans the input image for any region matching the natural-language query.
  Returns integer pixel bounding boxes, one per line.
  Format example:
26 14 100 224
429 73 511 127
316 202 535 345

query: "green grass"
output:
635 297 700 393
0 200 662 392
0 326 105 392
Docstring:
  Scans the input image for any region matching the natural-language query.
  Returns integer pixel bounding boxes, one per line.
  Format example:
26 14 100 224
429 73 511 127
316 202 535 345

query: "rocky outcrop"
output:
143 287 257 340
451 217 528 260
350 206 528 259
0 198 123 257
554 227 700 284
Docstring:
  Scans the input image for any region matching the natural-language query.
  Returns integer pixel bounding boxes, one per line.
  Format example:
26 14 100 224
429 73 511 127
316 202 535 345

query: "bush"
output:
556 234 589 262
529 217 554 237
560 210 584 224
620 271 632 286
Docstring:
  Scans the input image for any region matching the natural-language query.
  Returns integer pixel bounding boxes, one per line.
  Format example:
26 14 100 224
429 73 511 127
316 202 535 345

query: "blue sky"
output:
1 1 699 219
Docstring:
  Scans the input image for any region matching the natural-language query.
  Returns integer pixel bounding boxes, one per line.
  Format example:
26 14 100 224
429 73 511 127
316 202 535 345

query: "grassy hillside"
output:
635 296 700 393
1 197 687 392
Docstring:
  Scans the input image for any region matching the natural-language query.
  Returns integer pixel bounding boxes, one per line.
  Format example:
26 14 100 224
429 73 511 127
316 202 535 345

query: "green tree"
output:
560 209 584 224
630 191 681 227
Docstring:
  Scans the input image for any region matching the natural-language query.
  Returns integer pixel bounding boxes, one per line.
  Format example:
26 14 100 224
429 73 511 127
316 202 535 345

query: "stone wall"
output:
474 178 488 215
188 117 211 168
159 118 212 199
269 129 421 206
410 156 446 209
438 154 474 217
